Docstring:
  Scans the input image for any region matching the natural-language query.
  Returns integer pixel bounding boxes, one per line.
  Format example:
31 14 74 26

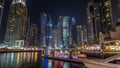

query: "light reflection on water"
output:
0 52 85 68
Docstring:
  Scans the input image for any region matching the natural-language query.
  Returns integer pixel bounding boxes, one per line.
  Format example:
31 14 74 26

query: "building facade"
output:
56 18 62 48
87 0 118 41
45 15 52 48
110 26 120 40
57 16 70 48
76 25 83 46
29 23 38 46
51 28 57 48
40 13 46 47
70 17 77 46
5 0 27 47
40 13 53 48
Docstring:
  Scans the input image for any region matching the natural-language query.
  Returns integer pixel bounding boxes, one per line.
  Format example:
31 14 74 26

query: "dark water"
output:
0 52 85 68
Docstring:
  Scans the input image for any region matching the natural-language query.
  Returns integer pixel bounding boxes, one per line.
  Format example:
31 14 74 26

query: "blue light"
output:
44 58 48 68
44 23 52 27
71 17 75 21
45 36 52 38
117 19 120 23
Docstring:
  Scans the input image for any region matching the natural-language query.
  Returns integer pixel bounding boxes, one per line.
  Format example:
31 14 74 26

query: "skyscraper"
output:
51 28 57 48
86 2 96 42
40 13 46 47
45 15 52 48
29 23 38 46
76 25 83 46
70 17 77 45
87 0 118 41
57 16 70 48
82 25 88 44
56 17 62 48
5 0 27 47
40 13 53 48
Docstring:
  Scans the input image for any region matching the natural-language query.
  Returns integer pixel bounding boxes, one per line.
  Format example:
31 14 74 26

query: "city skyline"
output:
26 0 119 27
0 0 120 68
26 0 90 25
0 0 120 47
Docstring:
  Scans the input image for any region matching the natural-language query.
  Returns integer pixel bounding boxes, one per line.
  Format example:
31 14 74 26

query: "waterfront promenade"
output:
43 56 85 64
0 49 42 53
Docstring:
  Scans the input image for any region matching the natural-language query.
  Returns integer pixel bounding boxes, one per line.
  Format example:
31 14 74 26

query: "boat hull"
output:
83 60 118 68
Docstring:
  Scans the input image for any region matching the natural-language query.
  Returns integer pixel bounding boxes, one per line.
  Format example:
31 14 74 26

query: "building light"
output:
12 18 15 21
10 29 13 32
108 22 111 25
88 20 91 22
99 3 102 6
104 1 109 6
106 9 109 11
88 16 91 19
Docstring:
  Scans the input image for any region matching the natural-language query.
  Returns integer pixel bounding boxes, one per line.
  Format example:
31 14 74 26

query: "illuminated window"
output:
88 16 91 19
88 20 91 22
106 9 110 12
12 18 15 21
106 13 110 18
11 16 15 21
99 3 102 6
108 22 111 25
97 14 100 16
95 18 98 20
94 8 97 10
10 29 13 32
12 10 14 13
102 19 105 22
104 1 109 7
9 19 12 22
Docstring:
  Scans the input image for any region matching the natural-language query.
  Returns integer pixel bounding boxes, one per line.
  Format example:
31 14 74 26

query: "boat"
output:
82 54 120 68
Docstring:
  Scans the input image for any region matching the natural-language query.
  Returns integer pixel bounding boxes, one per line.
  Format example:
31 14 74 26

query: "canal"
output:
0 52 86 68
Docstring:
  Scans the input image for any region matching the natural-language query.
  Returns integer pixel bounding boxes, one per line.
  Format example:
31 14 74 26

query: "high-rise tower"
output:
87 0 118 41
40 13 47 47
70 17 77 45
40 13 53 48
5 0 27 47
29 23 38 46
57 16 70 48
76 25 83 46
45 15 52 48
56 17 62 48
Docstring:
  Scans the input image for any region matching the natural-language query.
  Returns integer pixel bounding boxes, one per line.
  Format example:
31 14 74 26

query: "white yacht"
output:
83 54 120 68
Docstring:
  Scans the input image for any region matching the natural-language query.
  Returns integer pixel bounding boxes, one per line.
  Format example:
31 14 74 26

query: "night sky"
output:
26 0 90 25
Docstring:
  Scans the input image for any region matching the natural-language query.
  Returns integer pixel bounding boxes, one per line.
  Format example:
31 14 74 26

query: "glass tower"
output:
40 13 53 48
87 0 115 40
57 16 70 48
5 0 27 47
